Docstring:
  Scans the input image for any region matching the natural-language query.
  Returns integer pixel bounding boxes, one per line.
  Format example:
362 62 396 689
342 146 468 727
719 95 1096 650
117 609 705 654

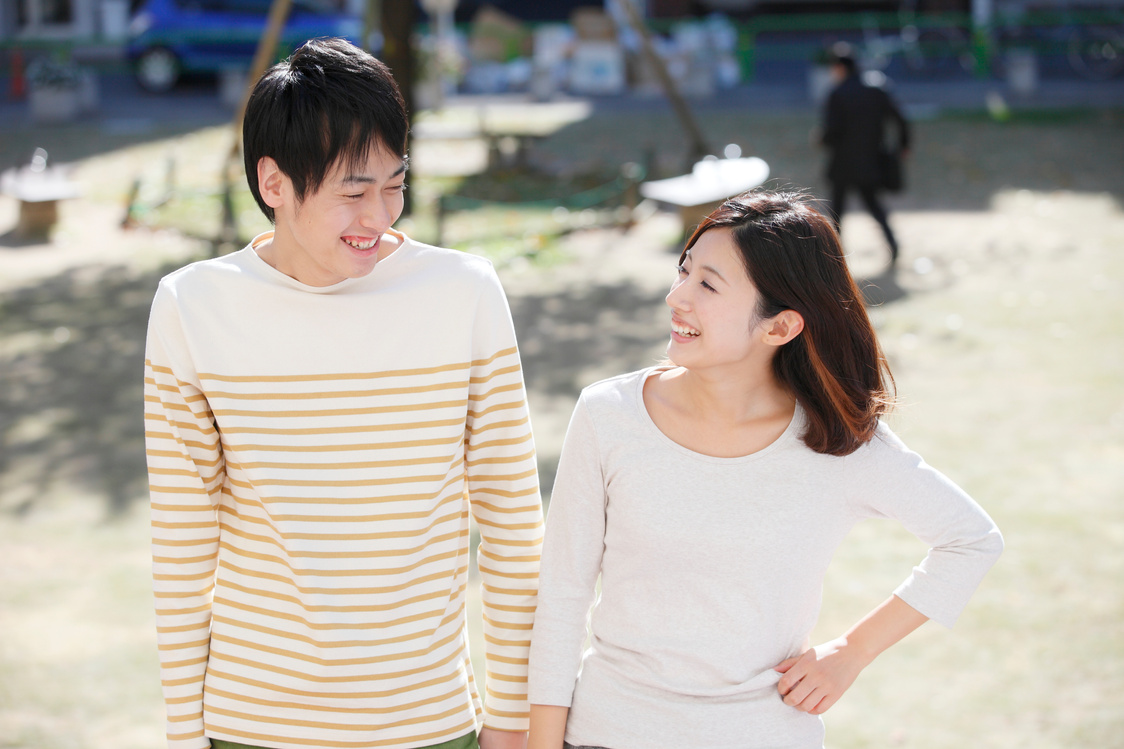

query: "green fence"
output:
2 8 1121 79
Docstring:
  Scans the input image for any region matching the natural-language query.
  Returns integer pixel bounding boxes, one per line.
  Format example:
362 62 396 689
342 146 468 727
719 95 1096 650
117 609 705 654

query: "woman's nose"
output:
666 279 689 310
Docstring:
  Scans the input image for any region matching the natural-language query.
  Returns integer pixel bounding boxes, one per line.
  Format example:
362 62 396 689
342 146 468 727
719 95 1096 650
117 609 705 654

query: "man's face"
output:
265 145 407 287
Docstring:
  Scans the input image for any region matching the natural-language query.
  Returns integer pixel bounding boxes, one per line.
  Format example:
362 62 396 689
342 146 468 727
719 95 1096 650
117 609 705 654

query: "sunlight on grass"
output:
2 110 1122 749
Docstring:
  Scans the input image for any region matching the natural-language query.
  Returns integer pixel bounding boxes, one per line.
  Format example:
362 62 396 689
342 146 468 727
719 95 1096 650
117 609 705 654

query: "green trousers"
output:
210 732 478 749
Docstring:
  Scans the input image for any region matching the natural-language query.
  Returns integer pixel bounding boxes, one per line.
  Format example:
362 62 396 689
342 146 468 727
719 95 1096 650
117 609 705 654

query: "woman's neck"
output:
672 364 793 425
643 363 796 459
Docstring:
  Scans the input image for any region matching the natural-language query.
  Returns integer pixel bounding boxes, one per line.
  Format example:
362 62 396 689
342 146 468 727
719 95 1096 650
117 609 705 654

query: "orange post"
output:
9 48 26 100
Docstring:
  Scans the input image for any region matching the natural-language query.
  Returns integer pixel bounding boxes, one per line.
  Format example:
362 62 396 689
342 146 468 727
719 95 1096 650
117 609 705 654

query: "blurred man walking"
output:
821 42 910 269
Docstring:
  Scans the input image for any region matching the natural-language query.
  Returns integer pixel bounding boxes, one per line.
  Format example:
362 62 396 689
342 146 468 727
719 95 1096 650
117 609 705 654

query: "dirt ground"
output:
1 105 1122 749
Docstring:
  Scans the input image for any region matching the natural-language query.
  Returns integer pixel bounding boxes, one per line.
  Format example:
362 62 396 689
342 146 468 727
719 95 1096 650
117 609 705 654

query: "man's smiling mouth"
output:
343 236 378 250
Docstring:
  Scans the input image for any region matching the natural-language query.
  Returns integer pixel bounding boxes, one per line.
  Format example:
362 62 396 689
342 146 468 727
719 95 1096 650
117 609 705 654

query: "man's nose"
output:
360 196 392 229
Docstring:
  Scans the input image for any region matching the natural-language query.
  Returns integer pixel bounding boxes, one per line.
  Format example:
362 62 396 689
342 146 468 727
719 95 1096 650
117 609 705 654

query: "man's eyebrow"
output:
339 160 409 185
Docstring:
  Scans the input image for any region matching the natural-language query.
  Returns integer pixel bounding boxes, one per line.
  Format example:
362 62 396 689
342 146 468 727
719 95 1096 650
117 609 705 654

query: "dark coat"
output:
822 74 910 188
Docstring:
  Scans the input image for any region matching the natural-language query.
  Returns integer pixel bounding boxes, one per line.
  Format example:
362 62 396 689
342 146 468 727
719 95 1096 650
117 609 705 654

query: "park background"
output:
2 1 1123 748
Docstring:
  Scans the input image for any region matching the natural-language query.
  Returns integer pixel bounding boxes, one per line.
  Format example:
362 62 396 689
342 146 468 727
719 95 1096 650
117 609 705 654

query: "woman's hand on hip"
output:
773 637 869 715
773 595 930 715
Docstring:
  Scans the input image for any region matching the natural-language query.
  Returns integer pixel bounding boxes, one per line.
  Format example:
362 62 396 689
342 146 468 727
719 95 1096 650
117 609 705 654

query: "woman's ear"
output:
257 156 286 210
763 310 805 347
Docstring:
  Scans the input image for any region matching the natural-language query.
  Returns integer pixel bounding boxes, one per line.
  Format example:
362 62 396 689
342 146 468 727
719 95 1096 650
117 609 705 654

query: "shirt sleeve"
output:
527 395 606 707
850 422 1003 629
143 283 224 749
464 264 544 732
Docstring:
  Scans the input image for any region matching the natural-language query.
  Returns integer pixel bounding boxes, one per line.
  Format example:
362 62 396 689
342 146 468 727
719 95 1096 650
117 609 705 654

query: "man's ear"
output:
257 156 286 210
763 310 805 347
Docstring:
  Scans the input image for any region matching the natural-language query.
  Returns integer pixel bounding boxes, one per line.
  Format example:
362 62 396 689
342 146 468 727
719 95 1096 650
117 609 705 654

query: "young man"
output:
143 38 542 749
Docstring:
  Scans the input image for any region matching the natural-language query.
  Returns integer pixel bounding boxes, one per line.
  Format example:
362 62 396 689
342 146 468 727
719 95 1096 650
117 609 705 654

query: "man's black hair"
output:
829 41 858 76
243 37 408 223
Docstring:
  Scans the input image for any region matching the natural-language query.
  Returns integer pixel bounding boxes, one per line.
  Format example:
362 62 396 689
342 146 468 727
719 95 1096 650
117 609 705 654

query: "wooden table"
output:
1 166 81 239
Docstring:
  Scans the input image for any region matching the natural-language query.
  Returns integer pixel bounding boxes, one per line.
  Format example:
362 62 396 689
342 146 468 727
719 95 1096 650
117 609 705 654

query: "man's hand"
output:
479 726 528 749
773 637 868 716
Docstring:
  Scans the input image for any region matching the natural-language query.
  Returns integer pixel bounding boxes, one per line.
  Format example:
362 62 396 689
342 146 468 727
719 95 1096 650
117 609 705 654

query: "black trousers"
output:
828 180 899 263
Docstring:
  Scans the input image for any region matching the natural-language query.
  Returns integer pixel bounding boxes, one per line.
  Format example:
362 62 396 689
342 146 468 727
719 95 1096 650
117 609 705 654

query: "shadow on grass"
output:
0 256 204 518
0 117 232 174
510 278 674 492
0 242 670 517
529 109 1124 214
0 229 920 520
1 73 234 173
0 229 48 248
857 270 908 307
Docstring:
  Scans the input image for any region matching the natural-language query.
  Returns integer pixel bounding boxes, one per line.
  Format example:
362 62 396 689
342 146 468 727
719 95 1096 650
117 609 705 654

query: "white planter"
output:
1006 49 1038 97
29 86 81 123
28 70 97 123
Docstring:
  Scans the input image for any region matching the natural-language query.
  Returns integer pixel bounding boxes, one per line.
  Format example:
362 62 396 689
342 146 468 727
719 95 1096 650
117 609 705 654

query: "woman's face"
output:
665 227 772 372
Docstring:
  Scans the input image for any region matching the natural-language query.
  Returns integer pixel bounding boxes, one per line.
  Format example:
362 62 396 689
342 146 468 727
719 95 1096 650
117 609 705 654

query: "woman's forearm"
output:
775 595 930 715
843 594 930 664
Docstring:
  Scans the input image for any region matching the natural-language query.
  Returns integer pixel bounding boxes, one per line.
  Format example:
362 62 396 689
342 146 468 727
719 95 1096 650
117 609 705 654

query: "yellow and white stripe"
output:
144 235 542 749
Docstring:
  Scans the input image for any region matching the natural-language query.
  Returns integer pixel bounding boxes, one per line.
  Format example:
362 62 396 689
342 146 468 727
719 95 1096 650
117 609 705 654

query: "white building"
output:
1 0 131 42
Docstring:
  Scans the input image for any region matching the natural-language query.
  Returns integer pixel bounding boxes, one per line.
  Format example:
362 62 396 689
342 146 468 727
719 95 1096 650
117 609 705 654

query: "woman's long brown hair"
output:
680 190 895 456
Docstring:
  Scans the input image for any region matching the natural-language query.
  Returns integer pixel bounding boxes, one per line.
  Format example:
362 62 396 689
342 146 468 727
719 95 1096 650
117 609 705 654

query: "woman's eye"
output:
701 281 716 292
676 264 687 275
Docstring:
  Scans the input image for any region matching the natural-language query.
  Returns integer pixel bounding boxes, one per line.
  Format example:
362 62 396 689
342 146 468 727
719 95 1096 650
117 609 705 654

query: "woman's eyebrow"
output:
682 250 727 283
700 264 727 282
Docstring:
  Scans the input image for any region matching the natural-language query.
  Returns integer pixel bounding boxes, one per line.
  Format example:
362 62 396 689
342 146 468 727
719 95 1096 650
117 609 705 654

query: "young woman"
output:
526 191 1003 749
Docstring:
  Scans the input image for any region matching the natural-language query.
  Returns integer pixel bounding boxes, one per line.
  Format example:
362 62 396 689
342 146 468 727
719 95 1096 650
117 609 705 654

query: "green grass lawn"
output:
1 106 1122 749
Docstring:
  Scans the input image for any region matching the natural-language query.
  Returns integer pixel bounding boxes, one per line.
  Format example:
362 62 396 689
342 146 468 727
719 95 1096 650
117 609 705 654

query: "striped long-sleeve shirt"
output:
143 231 543 749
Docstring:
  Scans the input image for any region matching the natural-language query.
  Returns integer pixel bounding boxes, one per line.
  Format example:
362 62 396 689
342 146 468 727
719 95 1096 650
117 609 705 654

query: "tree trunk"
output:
381 0 416 215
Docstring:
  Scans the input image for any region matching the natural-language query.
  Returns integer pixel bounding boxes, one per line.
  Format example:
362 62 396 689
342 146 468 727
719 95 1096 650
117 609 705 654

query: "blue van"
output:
126 0 363 92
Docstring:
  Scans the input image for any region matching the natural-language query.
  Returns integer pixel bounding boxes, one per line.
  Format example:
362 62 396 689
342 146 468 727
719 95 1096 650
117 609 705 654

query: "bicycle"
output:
993 3 1124 81
1067 21 1124 79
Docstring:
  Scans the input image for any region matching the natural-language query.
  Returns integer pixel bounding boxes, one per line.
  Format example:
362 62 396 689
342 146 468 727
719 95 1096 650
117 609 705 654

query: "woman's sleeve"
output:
851 423 1004 629
527 395 607 707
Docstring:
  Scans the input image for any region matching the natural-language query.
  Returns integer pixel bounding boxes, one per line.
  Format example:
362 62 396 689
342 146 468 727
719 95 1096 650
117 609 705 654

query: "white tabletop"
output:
0 167 81 203
640 156 769 207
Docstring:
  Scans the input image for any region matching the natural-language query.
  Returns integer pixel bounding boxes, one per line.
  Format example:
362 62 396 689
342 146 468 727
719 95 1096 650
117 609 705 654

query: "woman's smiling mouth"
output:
672 321 700 337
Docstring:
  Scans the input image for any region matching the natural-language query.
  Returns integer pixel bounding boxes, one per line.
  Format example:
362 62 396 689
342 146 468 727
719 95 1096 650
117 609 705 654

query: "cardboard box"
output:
569 41 626 95
571 7 617 41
